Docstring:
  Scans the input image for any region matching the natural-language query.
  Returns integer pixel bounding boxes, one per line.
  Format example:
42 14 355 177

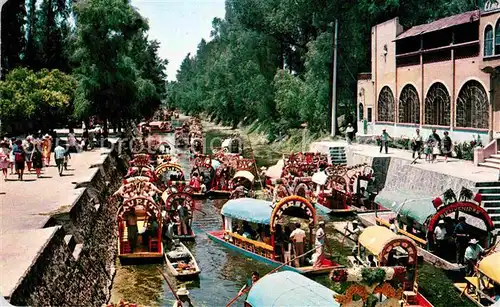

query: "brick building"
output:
357 6 500 143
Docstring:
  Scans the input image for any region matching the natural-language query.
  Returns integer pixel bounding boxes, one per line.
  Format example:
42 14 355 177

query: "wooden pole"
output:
157 267 182 305
331 19 339 137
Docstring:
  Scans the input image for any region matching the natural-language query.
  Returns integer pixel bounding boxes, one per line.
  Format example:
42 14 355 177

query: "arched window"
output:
456 80 489 129
358 103 364 120
485 25 493 56
398 85 420 124
495 20 500 54
425 83 450 126
377 86 395 122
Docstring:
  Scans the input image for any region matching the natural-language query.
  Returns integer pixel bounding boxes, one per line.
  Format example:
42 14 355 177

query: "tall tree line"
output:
0 0 168 133
168 0 483 138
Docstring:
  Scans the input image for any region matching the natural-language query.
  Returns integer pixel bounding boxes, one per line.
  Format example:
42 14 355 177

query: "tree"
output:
1 0 26 76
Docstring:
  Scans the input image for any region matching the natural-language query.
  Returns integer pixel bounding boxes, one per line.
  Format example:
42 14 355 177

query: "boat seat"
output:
149 238 159 252
403 282 419 305
167 248 190 260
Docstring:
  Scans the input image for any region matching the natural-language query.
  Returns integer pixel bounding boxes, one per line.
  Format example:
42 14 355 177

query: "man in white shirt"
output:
290 222 306 266
389 218 398 234
464 239 484 275
314 221 326 267
54 141 66 176
412 129 423 159
434 220 447 257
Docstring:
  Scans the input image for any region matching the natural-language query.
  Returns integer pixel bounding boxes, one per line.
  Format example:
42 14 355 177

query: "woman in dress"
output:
0 141 10 180
442 131 453 163
24 136 35 172
9 138 15 174
42 134 52 167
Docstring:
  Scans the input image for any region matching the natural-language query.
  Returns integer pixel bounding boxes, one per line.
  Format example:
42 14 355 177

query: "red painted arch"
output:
428 201 495 234
270 195 316 232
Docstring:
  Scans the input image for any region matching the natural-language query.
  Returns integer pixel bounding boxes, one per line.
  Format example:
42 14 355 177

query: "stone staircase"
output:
476 181 500 229
329 146 347 165
479 150 500 170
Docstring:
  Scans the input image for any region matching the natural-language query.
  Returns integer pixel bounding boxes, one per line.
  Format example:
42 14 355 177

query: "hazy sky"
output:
131 0 226 81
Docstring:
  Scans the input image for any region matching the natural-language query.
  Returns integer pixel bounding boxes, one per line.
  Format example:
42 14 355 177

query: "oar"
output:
225 246 318 307
157 267 182 306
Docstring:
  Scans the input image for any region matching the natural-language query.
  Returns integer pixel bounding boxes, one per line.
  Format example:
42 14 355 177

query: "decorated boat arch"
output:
161 182 195 211
154 162 185 185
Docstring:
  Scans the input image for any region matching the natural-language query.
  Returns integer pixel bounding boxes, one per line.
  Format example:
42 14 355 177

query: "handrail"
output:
482 138 498 160
227 232 274 251
376 218 427 245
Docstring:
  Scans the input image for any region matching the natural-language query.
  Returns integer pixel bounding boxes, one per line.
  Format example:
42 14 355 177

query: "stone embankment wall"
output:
347 150 476 195
9 135 133 306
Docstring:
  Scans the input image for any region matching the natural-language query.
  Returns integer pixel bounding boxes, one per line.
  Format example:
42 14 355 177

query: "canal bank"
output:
1 128 134 306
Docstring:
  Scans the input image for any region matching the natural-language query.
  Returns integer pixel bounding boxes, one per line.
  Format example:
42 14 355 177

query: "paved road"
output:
0 147 108 234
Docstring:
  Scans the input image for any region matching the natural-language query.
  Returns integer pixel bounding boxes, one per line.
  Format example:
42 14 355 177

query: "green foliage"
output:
0 67 76 131
443 189 457 204
361 267 387 286
1 0 26 75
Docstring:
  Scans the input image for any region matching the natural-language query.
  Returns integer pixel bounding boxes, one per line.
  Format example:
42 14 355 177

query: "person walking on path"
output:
430 129 441 163
442 131 453 163
42 134 52 167
379 129 393 154
31 141 43 178
0 141 10 180
54 141 66 176
346 123 355 145
13 140 26 181
290 222 306 267
24 136 35 172
63 145 71 171
411 129 423 159
9 138 15 175
68 128 78 153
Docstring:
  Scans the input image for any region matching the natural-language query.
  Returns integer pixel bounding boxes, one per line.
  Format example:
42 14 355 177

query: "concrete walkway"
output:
0 146 111 234
339 141 499 182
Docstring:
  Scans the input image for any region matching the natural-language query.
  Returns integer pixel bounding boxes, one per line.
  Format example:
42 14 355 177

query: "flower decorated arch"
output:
154 162 184 180
270 195 316 232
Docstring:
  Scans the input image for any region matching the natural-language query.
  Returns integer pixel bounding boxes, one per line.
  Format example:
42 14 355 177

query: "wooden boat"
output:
349 225 433 307
117 196 164 263
164 241 201 278
161 182 197 241
207 196 340 275
454 252 500 307
245 271 340 306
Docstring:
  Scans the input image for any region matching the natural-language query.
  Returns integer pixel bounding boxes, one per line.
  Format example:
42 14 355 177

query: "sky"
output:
131 0 227 81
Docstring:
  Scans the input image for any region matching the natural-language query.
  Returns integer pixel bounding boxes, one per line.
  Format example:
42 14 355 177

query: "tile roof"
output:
396 10 480 40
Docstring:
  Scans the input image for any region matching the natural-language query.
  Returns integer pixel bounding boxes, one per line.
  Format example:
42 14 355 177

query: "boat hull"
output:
207 230 339 275
165 243 201 279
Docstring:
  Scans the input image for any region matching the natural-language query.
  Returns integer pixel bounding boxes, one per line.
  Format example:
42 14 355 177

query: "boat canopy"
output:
246 271 340 307
233 170 255 183
312 171 328 185
377 190 436 225
358 225 410 257
265 159 284 179
149 121 164 126
479 252 500 284
123 176 152 184
221 138 231 148
221 198 273 224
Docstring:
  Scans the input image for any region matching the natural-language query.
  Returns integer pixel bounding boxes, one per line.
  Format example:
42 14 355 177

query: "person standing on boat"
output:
290 222 306 267
434 220 447 257
389 218 399 234
178 203 189 235
345 220 362 256
464 238 484 275
314 221 327 267
454 216 469 264
125 207 138 253
238 271 260 296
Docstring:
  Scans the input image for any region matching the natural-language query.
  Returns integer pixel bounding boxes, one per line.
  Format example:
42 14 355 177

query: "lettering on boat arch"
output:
379 238 418 267
119 196 161 220
270 196 316 232
428 201 495 235
166 193 195 211
154 163 184 178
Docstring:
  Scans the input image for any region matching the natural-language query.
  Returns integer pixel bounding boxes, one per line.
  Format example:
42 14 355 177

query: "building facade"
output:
357 7 500 142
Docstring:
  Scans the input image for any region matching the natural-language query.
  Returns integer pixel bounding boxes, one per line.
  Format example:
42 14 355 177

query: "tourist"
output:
143 215 159 248
442 131 452 163
389 218 398 234
9 138 15 175
464 238 484 275
68 128 78 153
379 129 392 154
126 207 138 252
31 143 43 178
367 254 377 267
346 123 355 144
434 220 447 257
238 271 260 296
0 141 9 180
13 140 26 181
283 225 292 264
54 141 66 176
429 129 441 162
290 222 306 266
411 129 423 159
42 134 52 167
314 221 327 267
178 203 189 235
63 144 71 171
454 216 469 264
24 136 34 172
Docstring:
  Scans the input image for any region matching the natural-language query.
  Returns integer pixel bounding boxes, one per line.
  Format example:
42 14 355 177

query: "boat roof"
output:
233 170 255 182
376 190 436 225
222 139 231 147
246 271 339 307
221 198 273 224
265 159 284 179
358 225 411 257
479 252 500 284
312 171 328 185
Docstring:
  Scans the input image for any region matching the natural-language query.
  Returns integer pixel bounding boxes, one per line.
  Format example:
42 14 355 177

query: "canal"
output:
109 121 474 307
